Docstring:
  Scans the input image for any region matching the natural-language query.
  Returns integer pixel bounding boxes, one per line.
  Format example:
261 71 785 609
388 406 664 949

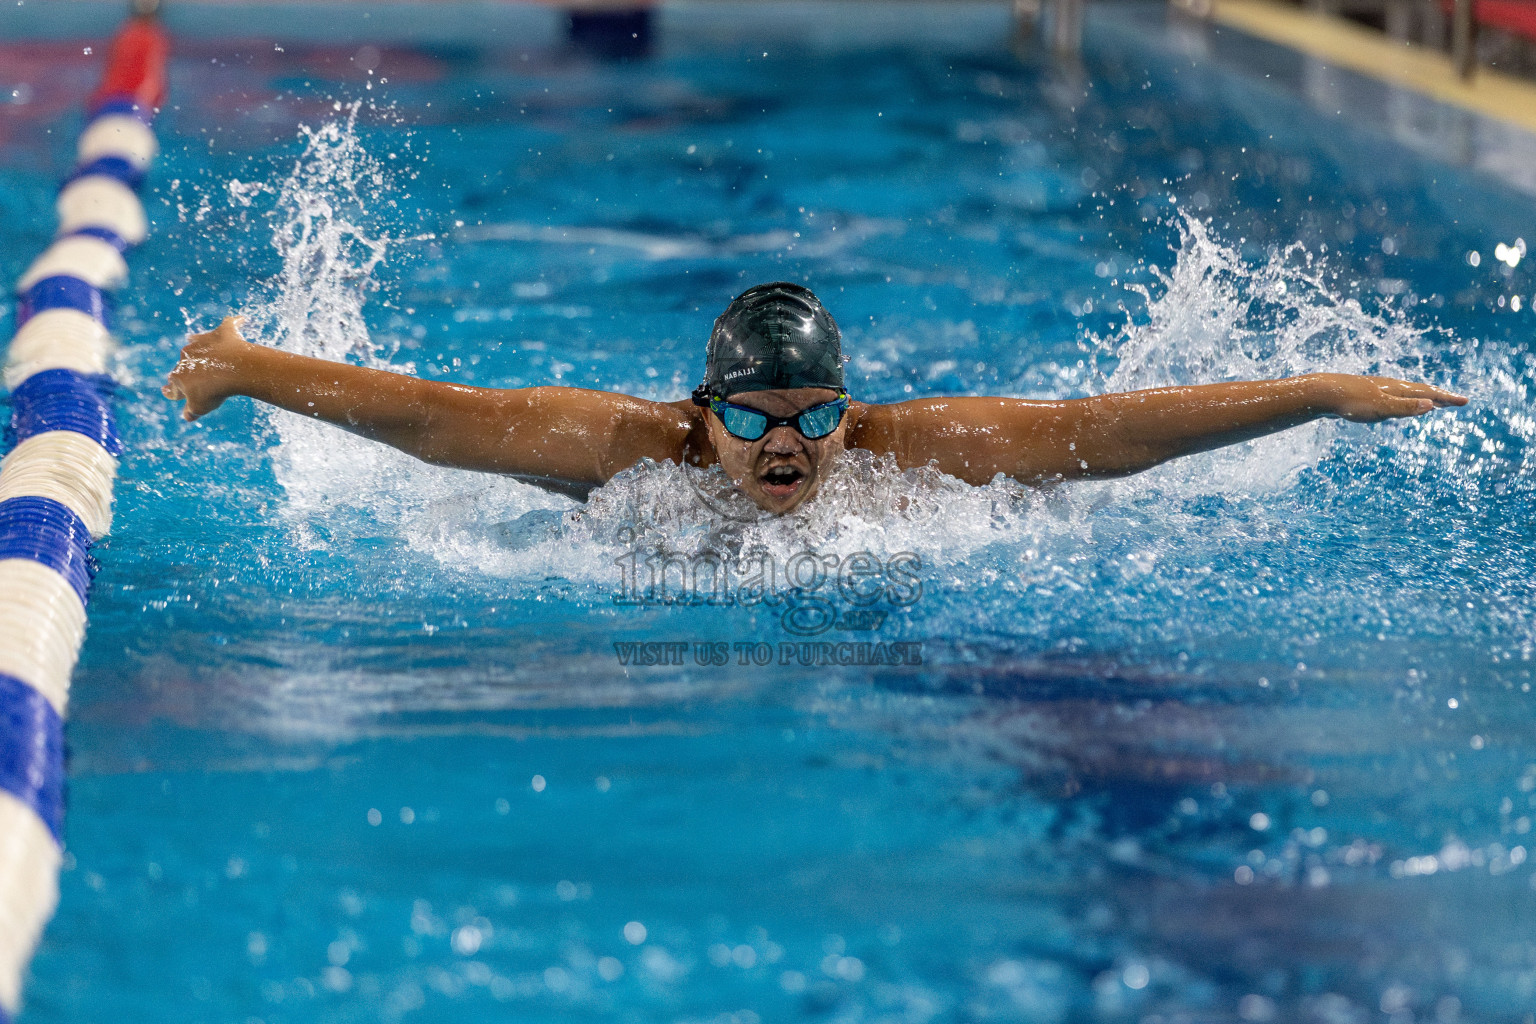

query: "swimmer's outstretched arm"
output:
162 317 698 497
851 374 1467 486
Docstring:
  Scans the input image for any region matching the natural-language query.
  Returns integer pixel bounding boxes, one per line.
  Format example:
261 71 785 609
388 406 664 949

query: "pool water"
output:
5 2 1536 1020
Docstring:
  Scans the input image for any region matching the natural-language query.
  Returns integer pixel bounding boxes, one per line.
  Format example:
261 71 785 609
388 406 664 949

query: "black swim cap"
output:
692 282 845 403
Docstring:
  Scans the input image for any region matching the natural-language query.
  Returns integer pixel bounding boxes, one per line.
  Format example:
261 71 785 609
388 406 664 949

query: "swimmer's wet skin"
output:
162 281 1468 514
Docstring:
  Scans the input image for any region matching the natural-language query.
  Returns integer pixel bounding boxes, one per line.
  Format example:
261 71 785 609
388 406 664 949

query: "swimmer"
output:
163 282 1466 512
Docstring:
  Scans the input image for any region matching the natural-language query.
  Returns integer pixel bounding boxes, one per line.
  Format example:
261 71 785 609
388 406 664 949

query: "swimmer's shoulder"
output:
845 398 899 456
846 397 994 462
661 397 717 468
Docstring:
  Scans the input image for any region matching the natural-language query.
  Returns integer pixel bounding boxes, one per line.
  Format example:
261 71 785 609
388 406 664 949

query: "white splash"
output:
243 110 569 554
1105 217 1424 392
243 103 389 361
242 118 1493 610
1087 216 1437 495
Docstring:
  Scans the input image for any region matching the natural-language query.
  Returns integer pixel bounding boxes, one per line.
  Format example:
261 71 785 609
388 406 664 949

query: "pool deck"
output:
1213 0 1536 134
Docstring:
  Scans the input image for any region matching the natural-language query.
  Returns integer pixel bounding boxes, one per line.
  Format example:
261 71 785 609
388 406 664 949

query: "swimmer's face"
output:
706 387 848 515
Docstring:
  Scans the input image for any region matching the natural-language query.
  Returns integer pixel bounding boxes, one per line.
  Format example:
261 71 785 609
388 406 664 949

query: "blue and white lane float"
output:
0 7 167 1018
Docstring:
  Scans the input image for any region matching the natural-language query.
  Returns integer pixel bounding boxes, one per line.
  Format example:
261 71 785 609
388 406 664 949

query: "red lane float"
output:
89 15 170 114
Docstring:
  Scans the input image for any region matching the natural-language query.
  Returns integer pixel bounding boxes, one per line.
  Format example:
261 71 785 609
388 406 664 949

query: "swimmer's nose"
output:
762 427 803 455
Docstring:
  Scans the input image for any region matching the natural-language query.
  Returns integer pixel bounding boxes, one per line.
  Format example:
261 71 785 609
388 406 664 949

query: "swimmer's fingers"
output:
216 314 248 342
162 356 230 420
1375 377 1468 408
178 315 249 358
1323 374 1468 422
184 314 248 351
163 315 249 421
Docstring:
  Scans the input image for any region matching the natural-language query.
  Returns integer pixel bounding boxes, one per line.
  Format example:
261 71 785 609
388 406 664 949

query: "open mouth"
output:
759 464 807 498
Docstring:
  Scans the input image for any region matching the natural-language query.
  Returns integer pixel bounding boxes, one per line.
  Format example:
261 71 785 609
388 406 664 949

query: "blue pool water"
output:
4 2 1536 1020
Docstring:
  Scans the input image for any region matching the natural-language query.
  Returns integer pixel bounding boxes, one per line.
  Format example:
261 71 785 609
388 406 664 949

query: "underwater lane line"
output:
0 6 167 1020
1213 0 1536 134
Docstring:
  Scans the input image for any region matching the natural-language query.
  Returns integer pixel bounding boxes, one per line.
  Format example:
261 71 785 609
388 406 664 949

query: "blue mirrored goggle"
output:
708 393 849 441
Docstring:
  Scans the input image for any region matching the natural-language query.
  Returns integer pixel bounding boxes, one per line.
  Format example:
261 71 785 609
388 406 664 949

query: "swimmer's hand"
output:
1311 373 1468 422
162 315 252 421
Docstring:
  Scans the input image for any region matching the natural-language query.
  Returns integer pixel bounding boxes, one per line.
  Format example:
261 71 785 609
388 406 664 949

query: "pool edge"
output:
1212 0 1536 135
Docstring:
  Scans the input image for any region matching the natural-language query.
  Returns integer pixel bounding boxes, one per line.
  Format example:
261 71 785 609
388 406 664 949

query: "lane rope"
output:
0 4 167 1018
